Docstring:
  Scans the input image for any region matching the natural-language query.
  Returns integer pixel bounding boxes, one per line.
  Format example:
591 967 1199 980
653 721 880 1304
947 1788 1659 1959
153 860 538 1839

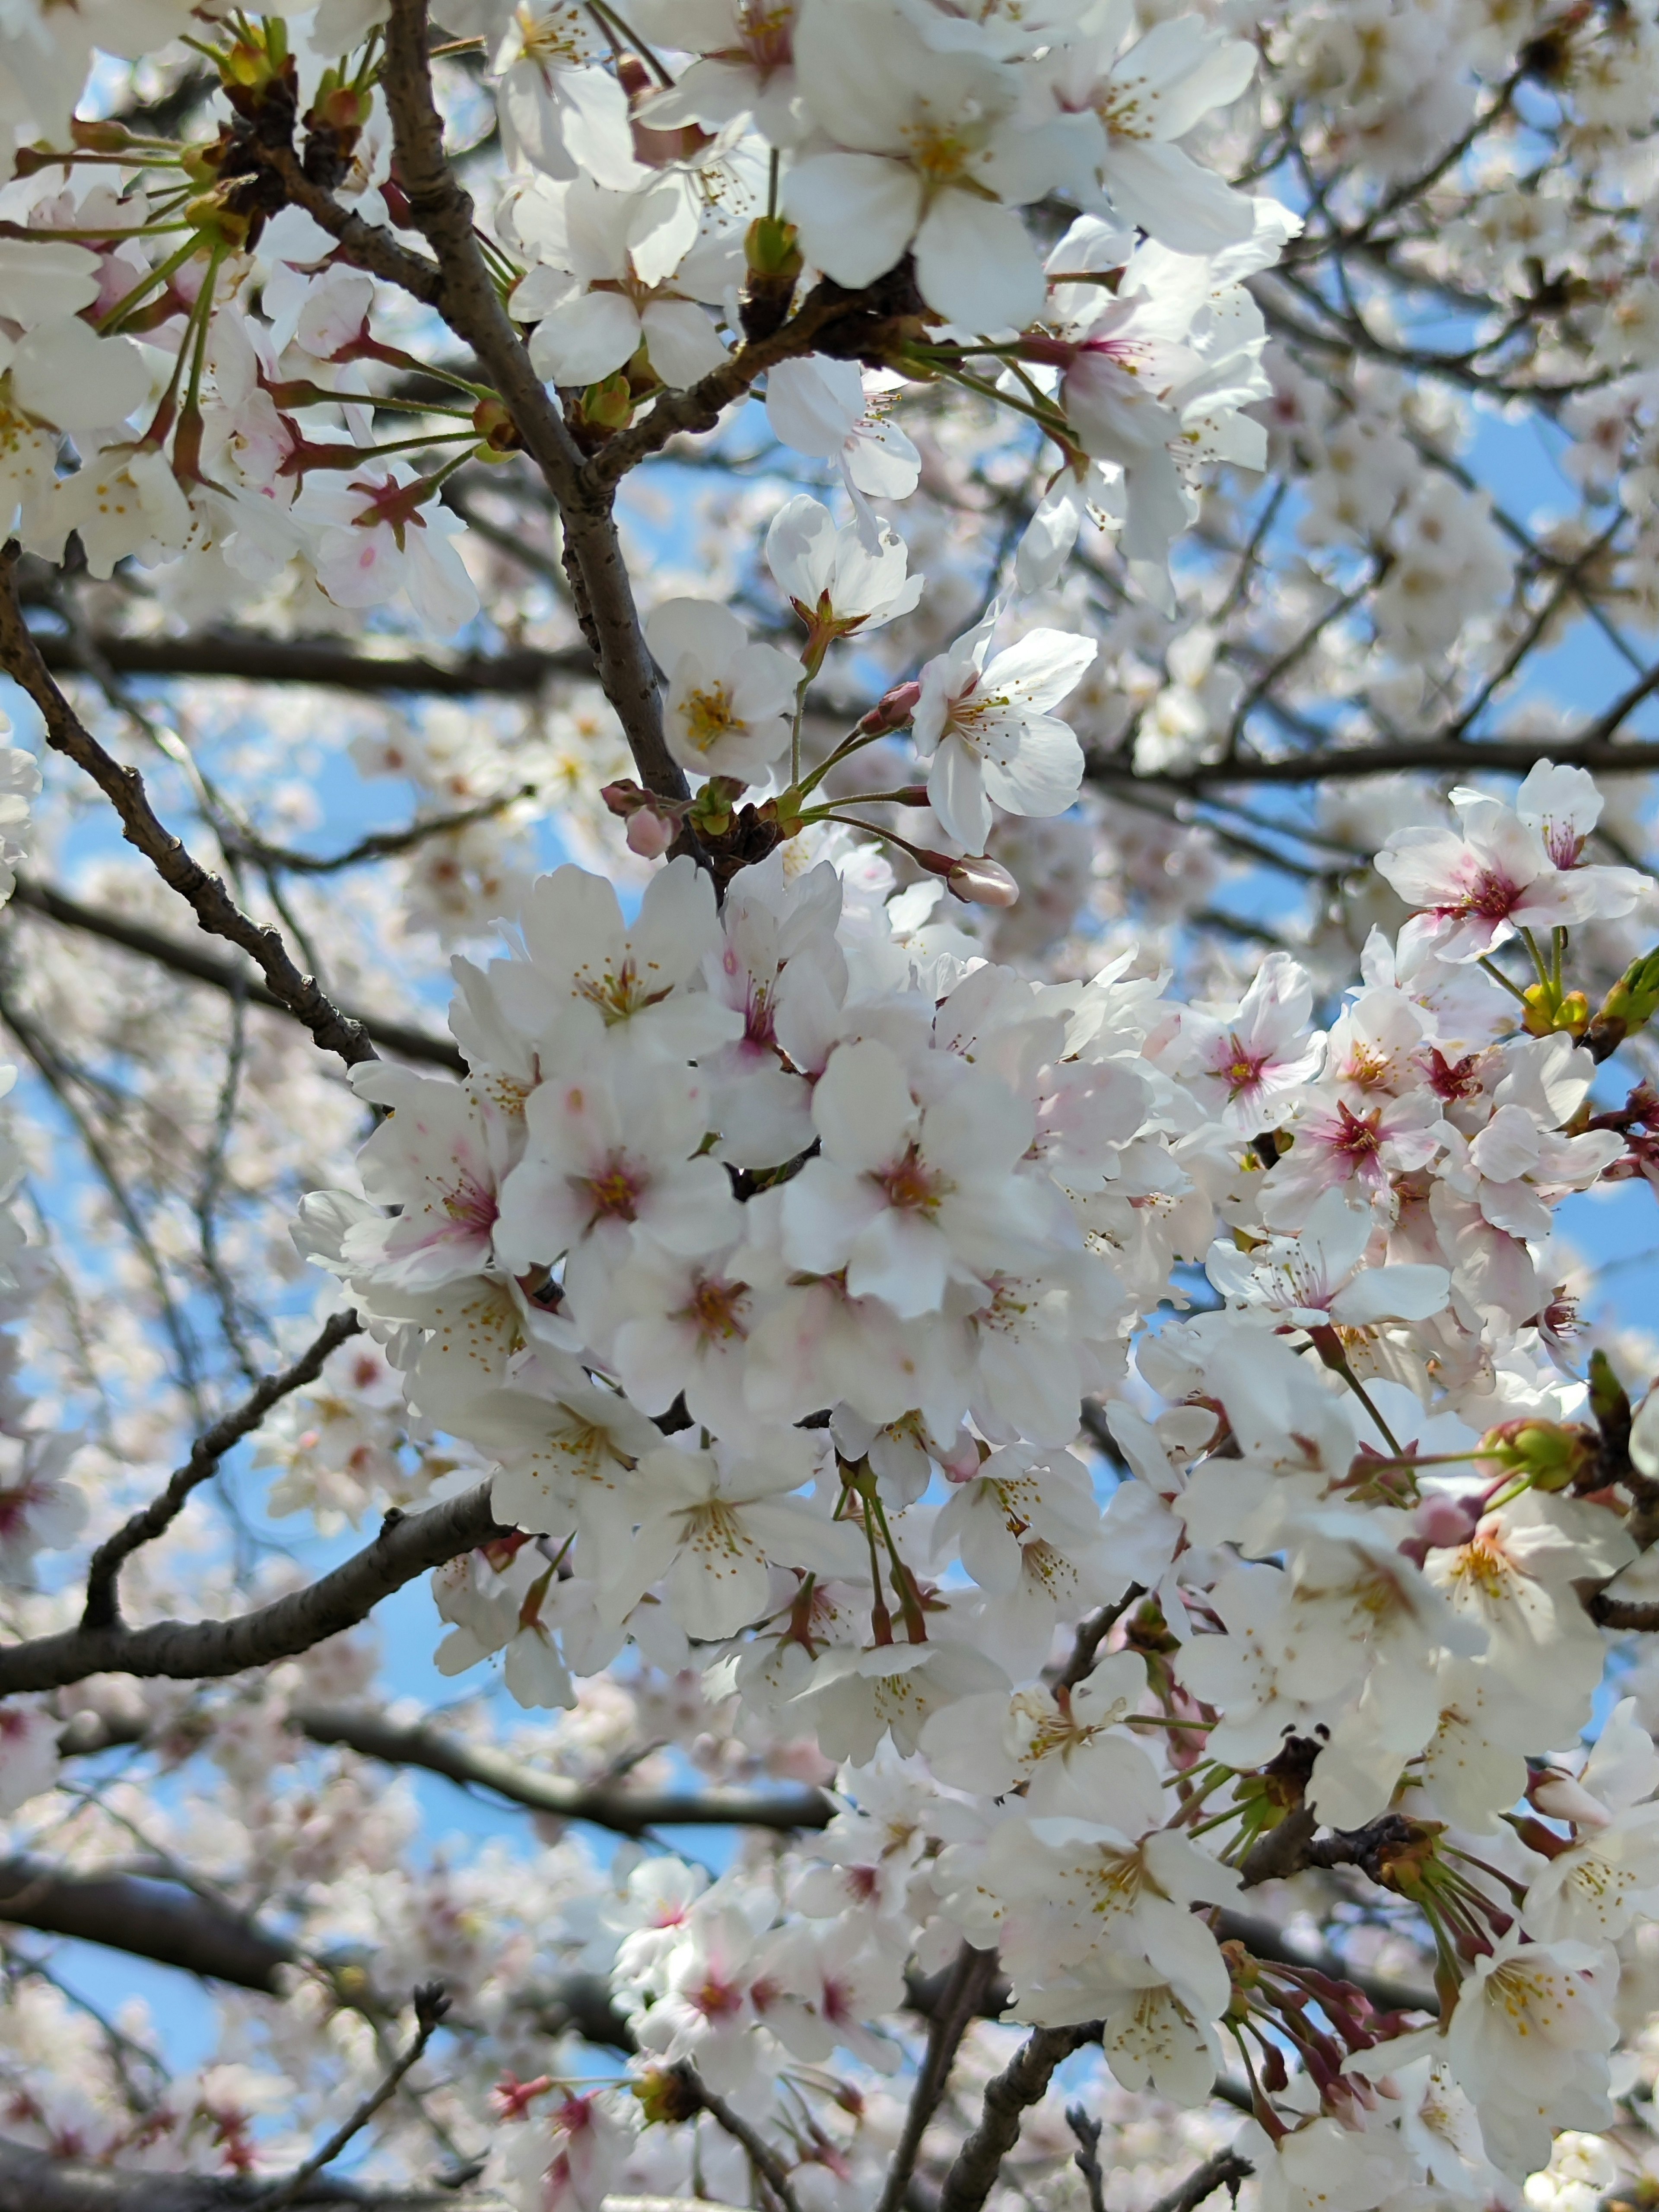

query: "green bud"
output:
1587 946 1659 1062
745 214 802 280
1522 981 1589 1038
580 372 634 432
1478 1417 1595 1492
1590 1348 1630 1440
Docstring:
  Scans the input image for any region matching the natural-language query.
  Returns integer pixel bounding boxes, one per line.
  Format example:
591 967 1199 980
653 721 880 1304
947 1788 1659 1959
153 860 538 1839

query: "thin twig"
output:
1065 2106 1107 2212
252 1983 450 2208
0 553 381 1069
80 1309 362 1630
674 2063 802 2212
876 1944 1001 2212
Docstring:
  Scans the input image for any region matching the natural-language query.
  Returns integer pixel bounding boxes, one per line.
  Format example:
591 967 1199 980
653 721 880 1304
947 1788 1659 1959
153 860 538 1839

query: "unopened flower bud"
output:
858 680 922 734
1522 981 1590 1039
745 214 802 282
581 372 634 432
625 807 677 858
1478 1417 1595 1492
1413 1494 1480 1550
1587 945 1659 1061
947 856 1020 908
471 396 519 456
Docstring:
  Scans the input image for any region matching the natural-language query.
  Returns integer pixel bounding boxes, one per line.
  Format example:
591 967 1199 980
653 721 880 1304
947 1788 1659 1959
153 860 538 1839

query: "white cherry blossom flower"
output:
1206 1188 1450 1327
645 598 800 785
785 0 1089 330
912 616 1096 853
779 1038 1056 1317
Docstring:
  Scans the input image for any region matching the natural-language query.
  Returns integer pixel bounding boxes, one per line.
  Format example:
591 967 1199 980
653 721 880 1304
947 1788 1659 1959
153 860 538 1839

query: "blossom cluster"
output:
259 754 1659 2206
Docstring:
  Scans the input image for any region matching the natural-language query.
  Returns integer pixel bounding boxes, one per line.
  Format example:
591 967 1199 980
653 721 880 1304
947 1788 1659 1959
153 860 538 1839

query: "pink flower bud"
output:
859 680 922 734
1412 1495 1480 1551
947 856 1020 908
626 807 677 858
601 779 645 819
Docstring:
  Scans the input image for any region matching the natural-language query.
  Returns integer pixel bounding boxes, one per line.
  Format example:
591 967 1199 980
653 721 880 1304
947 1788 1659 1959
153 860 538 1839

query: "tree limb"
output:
935 2024 1096 2212
877 1944 1001 2212
27 627 592 698
375 0 690 811
0 1485 508 1694
8 879 463 1072
81 1311 363 1630
1146 2149 1253 2212
0 555 379 1071
0 2135 506 2211
291 1703 836 1836
0 1857 295 1990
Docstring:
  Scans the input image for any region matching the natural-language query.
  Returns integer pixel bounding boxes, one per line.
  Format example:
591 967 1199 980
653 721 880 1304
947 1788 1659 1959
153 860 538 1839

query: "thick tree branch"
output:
0 556 378 1071
291 1703 835 1835
876 1944 1001 2212
28 627 592 698
1587 1589 1659 1631
935 2024 1095 2212
7 880 463 1071
0 1858 294 1990
0 2136 505 2211
375 0 689 810
1146 2149 1253 2212
0 1485 508 1694
81 1311 363 1630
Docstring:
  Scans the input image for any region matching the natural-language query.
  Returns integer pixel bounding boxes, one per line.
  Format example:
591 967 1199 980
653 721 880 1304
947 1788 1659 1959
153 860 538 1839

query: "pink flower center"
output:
676 1273 751 1343
442 1175 498 1237
1444 865 1521 923
1214 1036 1267 1099
580 1154 645 1223
879 1143 946 1212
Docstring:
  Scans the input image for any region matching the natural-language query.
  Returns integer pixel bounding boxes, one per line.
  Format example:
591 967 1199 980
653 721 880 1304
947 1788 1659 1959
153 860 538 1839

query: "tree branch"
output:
291 1703 836 1836
0 555 379 1071
374 0 690 811
0 1857 294 1991
0 2135 506 2211
1146 2149 1253 2212
27 626 592 698
1092 733 1659 797
81 1311 363 1630
935 2024 1095 2212
673 2065 801 2212
7 880 463 1072
0 1485 508 1694
876 1944 1001 2212
254 1984 449 2210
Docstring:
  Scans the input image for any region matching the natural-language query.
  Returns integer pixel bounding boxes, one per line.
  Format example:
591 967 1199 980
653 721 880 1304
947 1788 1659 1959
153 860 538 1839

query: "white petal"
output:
913 191 1044 333
12 318 149 432
783 152 923 290
928 735 993 852
529 289 642 385
639 297 728 388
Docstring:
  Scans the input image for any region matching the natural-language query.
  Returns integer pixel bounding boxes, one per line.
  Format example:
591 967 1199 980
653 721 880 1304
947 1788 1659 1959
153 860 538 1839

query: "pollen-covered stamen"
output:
1331 1100 1384 1159
1215 1034 1268 1099
578 1152 648 1224
733 0 795 72
676 1271 752 1343
680 682 742 756
878 1142 950 1212
442 1174 499 1237
1441 865 1524 924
